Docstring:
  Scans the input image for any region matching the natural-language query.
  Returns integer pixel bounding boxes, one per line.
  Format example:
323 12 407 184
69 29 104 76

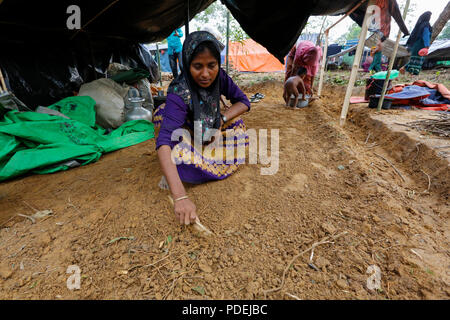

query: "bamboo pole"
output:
317 30 328 97
226 10 230 73
156 43 163 87
185 0 190 36
324 0 368 34
340 0 376 126
0 68 5 93
318 0 368 98
376 0 410 111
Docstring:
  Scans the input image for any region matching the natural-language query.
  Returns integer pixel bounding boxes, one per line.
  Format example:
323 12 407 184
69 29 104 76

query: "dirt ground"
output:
0 74 449 300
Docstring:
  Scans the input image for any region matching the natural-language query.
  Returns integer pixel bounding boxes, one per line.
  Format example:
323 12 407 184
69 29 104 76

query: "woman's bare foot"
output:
399 66 405 75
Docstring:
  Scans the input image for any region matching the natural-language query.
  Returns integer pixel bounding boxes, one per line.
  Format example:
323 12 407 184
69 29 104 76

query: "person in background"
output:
153 31 250 225
167 28 184 78
400 11 432 76
362 47 375 72
283 40 322 107
369 40 383 73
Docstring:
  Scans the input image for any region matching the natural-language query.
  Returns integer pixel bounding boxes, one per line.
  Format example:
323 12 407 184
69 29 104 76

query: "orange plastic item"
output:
227 39 285 72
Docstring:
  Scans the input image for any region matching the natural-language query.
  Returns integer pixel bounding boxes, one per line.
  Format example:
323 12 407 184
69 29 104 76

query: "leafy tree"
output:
437 21 450 40
336 23 361 45
191 1 248 43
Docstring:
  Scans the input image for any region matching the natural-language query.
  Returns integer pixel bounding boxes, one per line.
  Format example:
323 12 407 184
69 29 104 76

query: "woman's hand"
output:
174 198 198 225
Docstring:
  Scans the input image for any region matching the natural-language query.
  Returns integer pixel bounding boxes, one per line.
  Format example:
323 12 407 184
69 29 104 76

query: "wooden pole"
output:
226 10 230 73
317 30 328 97
325 0 368 34
376 0 410 111
340 0 375 126
185 0 190 36
0 68 6 93
156 43 163 87
318 0 368 98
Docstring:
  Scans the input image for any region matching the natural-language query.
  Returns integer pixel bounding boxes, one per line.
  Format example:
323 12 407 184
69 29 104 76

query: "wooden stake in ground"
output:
317 30 329 97
340 0 376 126
317 0 368 97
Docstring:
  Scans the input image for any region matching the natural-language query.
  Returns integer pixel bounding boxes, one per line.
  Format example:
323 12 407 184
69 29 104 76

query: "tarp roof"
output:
0 0 409 62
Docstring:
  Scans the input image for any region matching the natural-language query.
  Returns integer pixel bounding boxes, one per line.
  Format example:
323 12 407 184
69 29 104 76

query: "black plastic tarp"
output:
0 0 409 108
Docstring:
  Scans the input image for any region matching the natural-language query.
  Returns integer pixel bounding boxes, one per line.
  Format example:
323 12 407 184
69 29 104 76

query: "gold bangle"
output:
174 195 188 202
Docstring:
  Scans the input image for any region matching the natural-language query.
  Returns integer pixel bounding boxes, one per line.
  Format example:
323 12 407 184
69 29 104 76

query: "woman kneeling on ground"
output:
153 31 250 225
283 40 322 107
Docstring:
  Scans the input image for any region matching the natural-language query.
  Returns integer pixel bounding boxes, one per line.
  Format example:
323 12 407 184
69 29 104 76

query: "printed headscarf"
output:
167 31 224 143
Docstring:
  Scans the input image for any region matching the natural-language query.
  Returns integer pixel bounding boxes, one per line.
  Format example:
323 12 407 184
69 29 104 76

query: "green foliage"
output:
336 23 361 45
192 2 249 43
437 22 450 40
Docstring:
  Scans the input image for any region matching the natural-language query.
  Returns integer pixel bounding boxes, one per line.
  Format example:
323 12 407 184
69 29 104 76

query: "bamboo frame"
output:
317 0 368 97
340 0 376 126
0 67 6 93
376 0 410 111
317 30 328 97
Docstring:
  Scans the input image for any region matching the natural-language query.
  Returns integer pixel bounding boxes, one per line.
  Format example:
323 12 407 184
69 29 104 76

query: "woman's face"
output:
189 48 219 88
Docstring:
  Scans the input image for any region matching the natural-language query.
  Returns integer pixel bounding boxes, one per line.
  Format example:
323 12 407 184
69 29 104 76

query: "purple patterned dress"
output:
153 69 250 184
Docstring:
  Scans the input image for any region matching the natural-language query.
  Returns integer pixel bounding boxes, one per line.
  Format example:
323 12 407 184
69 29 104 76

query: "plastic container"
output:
368 95 393 109
365 78 392 101
289 94 311 108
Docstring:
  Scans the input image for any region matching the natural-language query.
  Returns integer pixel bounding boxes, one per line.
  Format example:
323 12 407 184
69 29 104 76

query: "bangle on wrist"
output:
221 114 227 123
174 195 189 202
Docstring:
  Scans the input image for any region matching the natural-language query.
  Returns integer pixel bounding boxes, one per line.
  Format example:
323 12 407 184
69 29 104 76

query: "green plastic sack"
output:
47 96 97 127
371 70 399 80
0 110 154 182
110 68 150 84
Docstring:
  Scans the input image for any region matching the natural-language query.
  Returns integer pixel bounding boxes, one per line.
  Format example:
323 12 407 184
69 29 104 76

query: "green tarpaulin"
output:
0 96 154 182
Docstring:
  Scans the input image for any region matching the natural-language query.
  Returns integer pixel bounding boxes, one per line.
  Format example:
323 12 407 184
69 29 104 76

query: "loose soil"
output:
0 79 448 300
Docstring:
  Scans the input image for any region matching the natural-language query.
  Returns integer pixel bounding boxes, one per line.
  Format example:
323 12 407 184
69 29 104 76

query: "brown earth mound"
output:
0 81 448 300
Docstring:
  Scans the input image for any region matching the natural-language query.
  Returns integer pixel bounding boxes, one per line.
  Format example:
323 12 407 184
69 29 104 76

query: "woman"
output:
153 31 250 225
368 40 383 73
400 11 432 76
362 47 375 72
283 40 322 106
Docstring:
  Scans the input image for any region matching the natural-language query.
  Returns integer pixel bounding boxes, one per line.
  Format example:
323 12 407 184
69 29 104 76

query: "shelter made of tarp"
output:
427 40 450 60
226 39 285 72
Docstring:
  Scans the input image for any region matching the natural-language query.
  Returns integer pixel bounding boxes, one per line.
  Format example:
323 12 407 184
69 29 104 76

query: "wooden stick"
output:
0 66 7 92
263 231 348 296
340 0 376 126
167 195 213 236
324 0 368 34
374 153 406 182
420 169 431 193
376 0 410 111
317 30 329 97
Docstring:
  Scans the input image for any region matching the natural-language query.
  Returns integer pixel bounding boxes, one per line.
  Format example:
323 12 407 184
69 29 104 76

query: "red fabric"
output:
387 81 449 110
377 0 391 38
412 80 450 99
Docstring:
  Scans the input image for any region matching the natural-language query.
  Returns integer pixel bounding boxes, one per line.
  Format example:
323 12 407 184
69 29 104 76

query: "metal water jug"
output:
124 96 152 122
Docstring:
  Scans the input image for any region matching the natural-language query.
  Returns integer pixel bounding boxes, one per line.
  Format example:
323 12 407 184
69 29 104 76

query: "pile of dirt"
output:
0 80 448 300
